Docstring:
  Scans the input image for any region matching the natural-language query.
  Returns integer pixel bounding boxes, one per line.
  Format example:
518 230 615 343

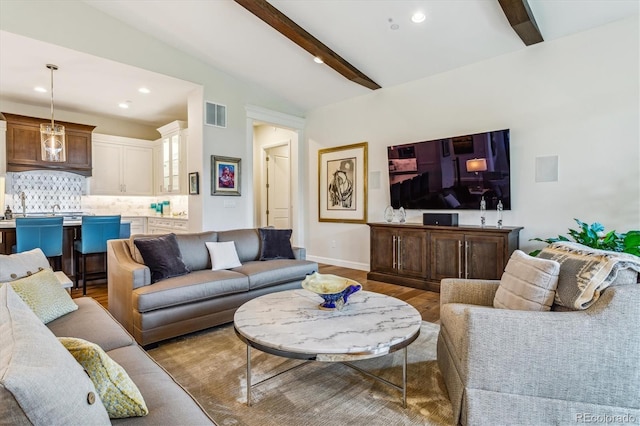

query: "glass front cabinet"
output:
155 120 187 195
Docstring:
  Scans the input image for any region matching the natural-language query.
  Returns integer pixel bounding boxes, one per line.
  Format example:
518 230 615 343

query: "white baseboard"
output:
307 255 370 272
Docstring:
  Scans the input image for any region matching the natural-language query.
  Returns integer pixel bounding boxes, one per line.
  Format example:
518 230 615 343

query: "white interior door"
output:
265 144 290 229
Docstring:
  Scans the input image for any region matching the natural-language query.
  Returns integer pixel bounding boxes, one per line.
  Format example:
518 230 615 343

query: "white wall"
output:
305 16 640 270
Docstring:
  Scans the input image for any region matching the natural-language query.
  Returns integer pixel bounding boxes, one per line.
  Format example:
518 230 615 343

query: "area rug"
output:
147 321 454 426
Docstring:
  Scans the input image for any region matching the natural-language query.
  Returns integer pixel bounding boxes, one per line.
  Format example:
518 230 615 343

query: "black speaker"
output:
423 213 459 226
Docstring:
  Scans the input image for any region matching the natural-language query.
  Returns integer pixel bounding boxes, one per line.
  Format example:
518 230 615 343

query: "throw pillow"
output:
205 241 242 271
0 248 51 282
8 268 78 323
0 284 110 424
538 241 640 310
133 233 190 283
58 337 148 419
258 228 295 260
128 234 157 264
175 231 218 270
494 250 561 311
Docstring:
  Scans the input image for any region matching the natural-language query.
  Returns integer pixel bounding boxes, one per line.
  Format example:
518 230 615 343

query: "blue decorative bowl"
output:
301 272 362 310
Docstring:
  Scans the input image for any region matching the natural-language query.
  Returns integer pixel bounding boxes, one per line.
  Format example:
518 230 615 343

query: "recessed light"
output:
313 56 324 64
138 87 150 94
118 102 130 109
34 86 47 93
411 12 426 23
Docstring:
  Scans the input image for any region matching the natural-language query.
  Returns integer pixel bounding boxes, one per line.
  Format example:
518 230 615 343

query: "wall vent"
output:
205 101 227 128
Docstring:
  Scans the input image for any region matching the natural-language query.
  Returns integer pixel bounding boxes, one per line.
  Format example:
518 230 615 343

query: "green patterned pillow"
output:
8 269 77 323
58 337 149 419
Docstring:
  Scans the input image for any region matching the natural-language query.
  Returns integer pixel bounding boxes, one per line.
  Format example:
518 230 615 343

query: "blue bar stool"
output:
119 221 131 239
13 217 64 271
74 215 121 295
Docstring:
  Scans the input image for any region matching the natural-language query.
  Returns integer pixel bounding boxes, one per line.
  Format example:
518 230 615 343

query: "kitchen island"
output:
0 218 131 284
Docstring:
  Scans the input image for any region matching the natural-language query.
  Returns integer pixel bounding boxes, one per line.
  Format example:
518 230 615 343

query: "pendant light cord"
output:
47 64 58 128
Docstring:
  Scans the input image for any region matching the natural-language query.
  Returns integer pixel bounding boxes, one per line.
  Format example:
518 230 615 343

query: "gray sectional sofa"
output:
0 250 215 425
50 297 215 425
107 228 318 346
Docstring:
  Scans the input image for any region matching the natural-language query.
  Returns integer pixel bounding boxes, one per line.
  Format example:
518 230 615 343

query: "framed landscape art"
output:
211 155 241 196
318 142 368 223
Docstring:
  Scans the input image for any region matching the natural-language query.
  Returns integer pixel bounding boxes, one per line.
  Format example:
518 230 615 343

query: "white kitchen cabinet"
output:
147 217 188 234
155 121 187 195
123 216 147 235
91 134 154 196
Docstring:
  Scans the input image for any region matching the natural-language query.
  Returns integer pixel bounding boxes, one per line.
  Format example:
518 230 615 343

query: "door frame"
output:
245 105 305 247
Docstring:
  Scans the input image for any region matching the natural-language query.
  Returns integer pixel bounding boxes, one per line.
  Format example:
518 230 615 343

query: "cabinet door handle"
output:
465 241 469 279
397 236 402 270
458 241 463 278
392 236 397 269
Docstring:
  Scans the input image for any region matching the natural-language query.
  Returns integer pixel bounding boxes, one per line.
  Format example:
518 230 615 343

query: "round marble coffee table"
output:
234 289 422 407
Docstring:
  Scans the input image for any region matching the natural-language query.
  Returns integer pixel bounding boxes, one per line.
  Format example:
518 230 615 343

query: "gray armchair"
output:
437 276 640 425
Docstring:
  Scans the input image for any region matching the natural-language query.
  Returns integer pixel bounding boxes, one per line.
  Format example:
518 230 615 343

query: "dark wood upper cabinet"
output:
3 113 95 176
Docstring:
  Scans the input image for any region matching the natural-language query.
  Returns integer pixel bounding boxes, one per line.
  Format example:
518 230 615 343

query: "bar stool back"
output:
14 217 64 270
74 215 121 295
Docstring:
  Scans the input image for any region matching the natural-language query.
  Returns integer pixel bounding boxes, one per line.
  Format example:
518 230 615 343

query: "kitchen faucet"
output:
52 204 61 216
20 192 26 217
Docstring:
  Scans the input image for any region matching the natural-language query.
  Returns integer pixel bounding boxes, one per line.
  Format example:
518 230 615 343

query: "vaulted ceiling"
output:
0 0 637 127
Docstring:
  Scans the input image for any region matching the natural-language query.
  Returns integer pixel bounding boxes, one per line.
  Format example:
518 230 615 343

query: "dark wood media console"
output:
368 222 523 292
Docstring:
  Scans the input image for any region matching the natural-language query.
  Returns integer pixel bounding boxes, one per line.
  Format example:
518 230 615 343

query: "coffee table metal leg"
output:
402 346 407 408
342 346 410 408
246 345 252 406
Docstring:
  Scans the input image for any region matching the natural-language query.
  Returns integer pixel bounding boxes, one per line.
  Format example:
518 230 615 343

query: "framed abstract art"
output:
318 142 368 223
211 155 241 196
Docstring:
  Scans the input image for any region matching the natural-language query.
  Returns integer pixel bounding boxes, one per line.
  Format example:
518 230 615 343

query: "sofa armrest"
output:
440 278 500 308
441 285 640 408
292 246 306 260
107 239 150 334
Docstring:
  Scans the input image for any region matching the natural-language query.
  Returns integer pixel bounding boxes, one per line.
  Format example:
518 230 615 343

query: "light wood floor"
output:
73 264 441 323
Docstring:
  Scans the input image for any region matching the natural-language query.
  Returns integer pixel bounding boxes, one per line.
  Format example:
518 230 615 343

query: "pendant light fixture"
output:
40 64 66 162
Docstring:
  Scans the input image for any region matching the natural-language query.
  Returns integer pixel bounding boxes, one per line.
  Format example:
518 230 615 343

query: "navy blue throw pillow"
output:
258 228 295 261
134 233 190 283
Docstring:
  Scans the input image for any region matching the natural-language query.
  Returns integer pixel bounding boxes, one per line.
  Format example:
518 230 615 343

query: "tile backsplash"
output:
82 195 188 217
7 171 84 213
3 171 188 217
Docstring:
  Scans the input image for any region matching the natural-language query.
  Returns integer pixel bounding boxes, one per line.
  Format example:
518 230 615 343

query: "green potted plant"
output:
530 219 640 257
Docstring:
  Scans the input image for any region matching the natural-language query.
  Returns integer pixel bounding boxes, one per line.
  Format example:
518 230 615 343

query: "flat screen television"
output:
387 129 511 210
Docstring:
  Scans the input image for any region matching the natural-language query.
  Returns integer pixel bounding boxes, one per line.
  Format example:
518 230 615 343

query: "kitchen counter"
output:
0 219 82 228
0 219 132 228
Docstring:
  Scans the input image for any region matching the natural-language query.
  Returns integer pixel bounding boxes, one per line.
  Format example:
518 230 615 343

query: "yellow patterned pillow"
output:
58 337 149 419
7 268 77 323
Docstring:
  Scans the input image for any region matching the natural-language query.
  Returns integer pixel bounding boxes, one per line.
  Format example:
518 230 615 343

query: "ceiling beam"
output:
234 0 381 90
498 0 544 46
